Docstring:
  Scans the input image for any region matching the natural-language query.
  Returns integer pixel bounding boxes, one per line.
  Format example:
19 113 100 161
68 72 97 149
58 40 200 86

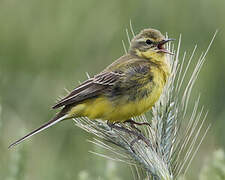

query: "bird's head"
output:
129 28 174 62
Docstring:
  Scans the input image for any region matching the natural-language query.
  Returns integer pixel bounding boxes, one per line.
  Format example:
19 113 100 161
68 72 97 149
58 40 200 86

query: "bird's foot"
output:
107 121 133 134
106 121 151 153
129 131 151 153
124 119 151 127
107 121 117 130
124 119 151 133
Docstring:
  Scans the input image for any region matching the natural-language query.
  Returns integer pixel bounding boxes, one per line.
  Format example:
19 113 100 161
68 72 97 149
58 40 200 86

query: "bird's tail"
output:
8 113 69 149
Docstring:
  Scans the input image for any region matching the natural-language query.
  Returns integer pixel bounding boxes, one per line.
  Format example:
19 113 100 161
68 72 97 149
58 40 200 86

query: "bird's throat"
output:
135 49 170 78
135 49 165 62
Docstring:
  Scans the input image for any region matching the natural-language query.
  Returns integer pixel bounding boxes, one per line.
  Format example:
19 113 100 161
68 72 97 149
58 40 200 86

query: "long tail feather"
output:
8 114 69 149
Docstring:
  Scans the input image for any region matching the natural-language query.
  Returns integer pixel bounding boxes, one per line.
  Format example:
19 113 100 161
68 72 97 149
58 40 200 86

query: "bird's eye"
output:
145 39 153 45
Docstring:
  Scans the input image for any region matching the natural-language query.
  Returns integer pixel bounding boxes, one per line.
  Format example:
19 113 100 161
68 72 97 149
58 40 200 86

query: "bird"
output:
9 28 174 148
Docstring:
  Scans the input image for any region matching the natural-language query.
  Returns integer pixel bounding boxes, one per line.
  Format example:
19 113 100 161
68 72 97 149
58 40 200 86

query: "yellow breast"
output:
68 68 167 122
68 57 170 123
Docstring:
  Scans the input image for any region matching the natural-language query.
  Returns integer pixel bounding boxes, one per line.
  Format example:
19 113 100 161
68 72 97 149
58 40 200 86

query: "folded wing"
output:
52 71 124 109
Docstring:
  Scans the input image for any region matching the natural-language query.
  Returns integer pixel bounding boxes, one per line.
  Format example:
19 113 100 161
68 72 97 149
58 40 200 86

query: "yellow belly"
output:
68 63 168 122
68 81 164 123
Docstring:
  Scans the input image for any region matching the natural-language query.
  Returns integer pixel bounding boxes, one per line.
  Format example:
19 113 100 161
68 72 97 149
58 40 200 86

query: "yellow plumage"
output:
9 28 174 148
69 60 170 122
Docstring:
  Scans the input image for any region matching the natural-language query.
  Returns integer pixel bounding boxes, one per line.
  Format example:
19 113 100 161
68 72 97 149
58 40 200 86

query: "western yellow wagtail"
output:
9 28 174 148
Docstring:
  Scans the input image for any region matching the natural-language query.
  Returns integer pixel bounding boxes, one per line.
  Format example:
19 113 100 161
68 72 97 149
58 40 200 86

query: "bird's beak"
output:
157 38 175 55
159 38 176 45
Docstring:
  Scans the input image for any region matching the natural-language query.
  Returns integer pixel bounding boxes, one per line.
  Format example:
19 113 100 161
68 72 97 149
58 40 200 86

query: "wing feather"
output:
52 71 124 109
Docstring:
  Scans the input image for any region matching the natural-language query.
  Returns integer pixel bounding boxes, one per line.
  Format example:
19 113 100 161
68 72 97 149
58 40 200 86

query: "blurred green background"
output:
0 0 224 179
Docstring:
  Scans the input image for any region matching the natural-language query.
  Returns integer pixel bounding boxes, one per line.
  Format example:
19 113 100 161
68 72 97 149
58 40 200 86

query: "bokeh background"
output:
0 0 224 179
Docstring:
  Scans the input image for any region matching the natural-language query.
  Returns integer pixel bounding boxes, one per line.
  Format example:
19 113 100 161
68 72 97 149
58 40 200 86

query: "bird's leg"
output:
124 119 141 133
124 119 151 127
107 121 134 134
107 121 140 135
107 121 115 130
124 119 151 132
107 121 151 152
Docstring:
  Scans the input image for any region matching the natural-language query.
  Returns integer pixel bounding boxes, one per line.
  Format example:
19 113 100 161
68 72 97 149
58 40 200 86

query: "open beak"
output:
157 38 175 55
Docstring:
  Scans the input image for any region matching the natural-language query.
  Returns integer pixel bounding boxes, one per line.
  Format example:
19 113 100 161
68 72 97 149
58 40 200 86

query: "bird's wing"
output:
52 71 124 109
